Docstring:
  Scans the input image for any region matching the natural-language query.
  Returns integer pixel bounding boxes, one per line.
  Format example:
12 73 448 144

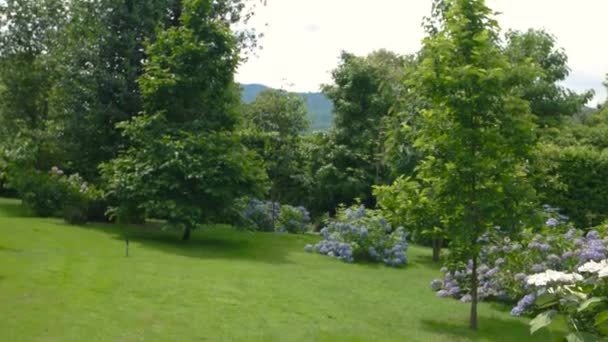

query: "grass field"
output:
0 197 559 341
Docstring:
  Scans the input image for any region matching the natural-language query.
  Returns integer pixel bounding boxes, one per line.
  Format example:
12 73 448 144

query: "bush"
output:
305 204 409 267
430 206 608 309
535 144 608 227
278 205 310 234
241 199 311 234
11 166 103 223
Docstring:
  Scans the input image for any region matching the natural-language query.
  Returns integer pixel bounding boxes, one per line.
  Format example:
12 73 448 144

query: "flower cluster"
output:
242 199 279 232
305 204 409 267
431 206 608 311
578 259 608 277
525 270 583 287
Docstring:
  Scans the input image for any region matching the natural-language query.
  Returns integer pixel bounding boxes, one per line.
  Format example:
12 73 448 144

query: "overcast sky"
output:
236 0 607 106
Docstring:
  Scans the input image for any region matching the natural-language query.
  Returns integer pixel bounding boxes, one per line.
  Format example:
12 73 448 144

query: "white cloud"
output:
236 0 607 105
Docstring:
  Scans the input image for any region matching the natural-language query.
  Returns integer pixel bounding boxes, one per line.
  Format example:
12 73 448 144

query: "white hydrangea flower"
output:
578 259 608 277
526 270 583 287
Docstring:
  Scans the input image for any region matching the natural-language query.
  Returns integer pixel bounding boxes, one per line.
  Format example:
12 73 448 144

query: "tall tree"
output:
102 0 268 240
50 0 169 180
504 29 593 127
243 89 311 207
411 0 537 329
309 50 406 215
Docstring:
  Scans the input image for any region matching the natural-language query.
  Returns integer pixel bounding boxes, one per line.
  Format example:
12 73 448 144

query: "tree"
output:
411 0 538 329
242 89 311 209
50 0 171 180
0 0 66 172
504 29 593 127
308 50 406 215
102 0 268 240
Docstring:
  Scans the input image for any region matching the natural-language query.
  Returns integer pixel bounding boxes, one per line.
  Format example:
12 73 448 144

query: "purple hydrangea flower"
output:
430 279 443 291
531 264 545 273
437 290 449 298
305 244 313 253
545 218 559 227
460 294 472 303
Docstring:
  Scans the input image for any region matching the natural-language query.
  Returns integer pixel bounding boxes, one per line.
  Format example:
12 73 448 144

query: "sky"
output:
236 0 608 106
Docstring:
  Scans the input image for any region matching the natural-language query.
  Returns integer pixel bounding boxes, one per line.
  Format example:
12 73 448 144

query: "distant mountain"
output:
240 84 334 131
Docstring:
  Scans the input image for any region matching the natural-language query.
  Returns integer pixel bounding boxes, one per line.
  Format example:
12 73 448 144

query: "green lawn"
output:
0 197 556 341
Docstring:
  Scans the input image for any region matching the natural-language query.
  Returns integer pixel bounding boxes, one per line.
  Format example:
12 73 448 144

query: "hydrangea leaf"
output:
565 332 599 342
530 310 557 335
577 297 605 313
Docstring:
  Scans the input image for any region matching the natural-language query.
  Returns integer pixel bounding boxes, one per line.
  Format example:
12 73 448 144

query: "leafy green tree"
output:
0 0 65 132
504 29 593 127
242 89 311 209
0 0 66 176
102 0 268 240
308 50 406 215
374 176 446 262
411 0 538 329
50 0 171 180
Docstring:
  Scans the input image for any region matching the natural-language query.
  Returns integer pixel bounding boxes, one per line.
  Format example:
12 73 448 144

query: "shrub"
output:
535 144 608 227
430 206 608 308
278 205 311 234
515 261 608 340
11 166 102 223
305 204 409 267
241 199 311 234
242 199 280 232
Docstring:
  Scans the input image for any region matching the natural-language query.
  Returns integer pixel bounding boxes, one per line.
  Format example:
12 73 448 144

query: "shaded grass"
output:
0 197 559 341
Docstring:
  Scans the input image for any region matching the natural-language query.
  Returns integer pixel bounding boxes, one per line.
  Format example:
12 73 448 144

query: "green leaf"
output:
595 310 608 334
578 297 606 312
535 293 559 309
530 310 557 335
565 332 599 342
596 310 608 326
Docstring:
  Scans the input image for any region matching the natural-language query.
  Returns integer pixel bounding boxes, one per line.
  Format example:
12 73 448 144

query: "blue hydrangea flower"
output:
545 218 559 227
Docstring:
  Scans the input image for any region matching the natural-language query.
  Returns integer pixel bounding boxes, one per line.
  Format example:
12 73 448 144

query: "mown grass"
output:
0 197 558 341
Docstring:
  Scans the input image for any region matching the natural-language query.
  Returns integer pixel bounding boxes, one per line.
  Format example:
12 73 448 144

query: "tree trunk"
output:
432 238 441 262
469 255 479 330
181 226 191 241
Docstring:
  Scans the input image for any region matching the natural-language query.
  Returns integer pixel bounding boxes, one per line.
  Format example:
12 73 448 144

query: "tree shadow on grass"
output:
85 222 297 265
421 316 555 341
410 253 444 271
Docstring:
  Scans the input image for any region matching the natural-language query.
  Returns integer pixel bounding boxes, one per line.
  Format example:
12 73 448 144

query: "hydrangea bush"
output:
430 206 608 309
514 260 608 340
305 204 409 267
11 166 102 223
241 199 311 234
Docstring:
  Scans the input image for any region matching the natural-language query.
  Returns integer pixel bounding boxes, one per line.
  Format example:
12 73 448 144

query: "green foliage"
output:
101 0 268 238
242 89 312 206
504 29 593 127
411 0 539 328
8 166 101 222
374 176 444 246
49 0 169 180
278 204 310 234
534 144 608 227
306 50 407 215
102 115 268 229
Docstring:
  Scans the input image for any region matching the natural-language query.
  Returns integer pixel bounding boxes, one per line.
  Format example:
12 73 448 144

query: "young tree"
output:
411 0 537 329
102 0 268 240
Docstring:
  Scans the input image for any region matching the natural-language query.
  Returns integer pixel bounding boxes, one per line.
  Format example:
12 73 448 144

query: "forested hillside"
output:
241 84 334 130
